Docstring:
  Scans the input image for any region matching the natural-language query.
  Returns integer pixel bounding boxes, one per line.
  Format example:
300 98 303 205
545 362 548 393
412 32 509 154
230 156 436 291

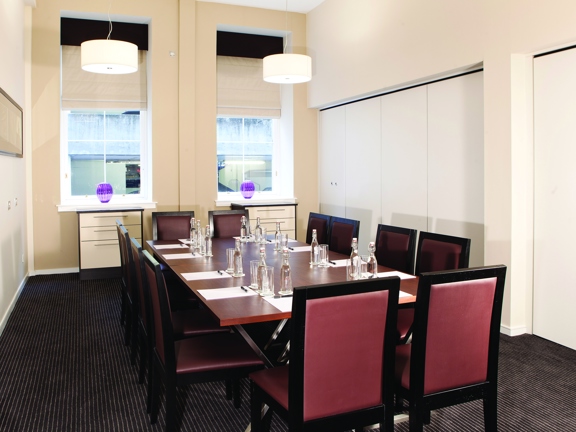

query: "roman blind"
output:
61 45 147 110
217 55 281 118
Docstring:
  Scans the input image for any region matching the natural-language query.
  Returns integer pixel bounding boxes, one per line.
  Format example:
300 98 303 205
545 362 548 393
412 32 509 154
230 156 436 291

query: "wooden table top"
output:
148 237 418 326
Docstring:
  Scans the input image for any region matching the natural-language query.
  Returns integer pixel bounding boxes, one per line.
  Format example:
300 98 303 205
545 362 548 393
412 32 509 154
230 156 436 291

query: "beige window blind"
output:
217 56 280 118
61 45 147 110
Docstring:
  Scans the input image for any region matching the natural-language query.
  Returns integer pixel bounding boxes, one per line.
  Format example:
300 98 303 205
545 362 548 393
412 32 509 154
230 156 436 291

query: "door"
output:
319 106 346 217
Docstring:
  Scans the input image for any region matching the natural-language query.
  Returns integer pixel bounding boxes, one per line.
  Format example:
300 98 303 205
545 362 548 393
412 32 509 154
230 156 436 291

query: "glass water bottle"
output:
367 241 377 277
196 220 202 252
349 238 359 279
310 229 319 266
279 247 293 295
254 217 262 243
240 215 248 242
205 224 212 257
233 238 244 276
257 246 269 295
190 217 196 248
274 222 282 251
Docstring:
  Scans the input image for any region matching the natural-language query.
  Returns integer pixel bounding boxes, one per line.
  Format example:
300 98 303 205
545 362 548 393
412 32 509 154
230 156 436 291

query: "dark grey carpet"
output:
0 274 574 431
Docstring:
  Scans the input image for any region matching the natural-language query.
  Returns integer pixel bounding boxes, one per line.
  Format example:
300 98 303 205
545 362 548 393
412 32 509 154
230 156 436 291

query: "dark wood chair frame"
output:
375 223 417 275
208 209 248 238
396 265 507 432
251 277 400 432
414 231 471 276
305 212 332 245
151 210 195 241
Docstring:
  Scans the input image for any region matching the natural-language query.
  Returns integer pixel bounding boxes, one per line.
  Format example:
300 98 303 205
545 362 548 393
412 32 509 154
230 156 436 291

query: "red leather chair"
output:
130 238 229 412
327 216 360 255
395 265 506 431
374 224 417 274
116 221 136 352
398 231 471 344
305 212 331 245
143 250 264 431
208 209 247 238
152 211 195 241
249 277 399 432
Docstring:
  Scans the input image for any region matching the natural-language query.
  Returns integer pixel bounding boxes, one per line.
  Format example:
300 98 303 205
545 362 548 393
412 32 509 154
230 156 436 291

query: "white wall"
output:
308 0 576 336
0 0 29 333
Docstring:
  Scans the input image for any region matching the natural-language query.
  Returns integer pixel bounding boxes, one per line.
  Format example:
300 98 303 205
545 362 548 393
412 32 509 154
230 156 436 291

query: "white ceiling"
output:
197 0 326 14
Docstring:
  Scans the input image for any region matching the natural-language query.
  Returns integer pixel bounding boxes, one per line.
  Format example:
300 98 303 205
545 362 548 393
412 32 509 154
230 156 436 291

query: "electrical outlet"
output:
7 201 11 210
14 198 17 206
21 254 24 263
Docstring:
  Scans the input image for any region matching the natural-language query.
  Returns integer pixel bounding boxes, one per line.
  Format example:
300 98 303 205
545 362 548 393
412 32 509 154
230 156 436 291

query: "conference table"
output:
147 236 418 327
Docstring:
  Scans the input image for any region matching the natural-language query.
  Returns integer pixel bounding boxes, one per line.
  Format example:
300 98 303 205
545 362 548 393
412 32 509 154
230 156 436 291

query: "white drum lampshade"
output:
81 39 138 74
263 53 312 84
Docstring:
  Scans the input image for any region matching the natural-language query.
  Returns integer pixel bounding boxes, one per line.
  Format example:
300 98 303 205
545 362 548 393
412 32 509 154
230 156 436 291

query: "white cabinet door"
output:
345 97 382 248
381 86 428 233
427 72 484 267
319 106 346 217
533 49 576 350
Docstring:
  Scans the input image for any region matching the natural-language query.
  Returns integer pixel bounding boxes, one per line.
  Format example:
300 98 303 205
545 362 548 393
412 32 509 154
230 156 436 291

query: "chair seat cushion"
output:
172 309 230 337
395 343 411 389
175 332 264 374
249 365 289 411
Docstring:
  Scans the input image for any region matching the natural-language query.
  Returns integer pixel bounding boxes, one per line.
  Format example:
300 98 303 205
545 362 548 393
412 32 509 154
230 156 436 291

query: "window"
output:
61 110 146 198
217 117 276 193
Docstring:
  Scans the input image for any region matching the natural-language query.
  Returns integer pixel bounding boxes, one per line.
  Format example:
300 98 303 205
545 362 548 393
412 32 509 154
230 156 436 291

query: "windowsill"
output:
57 200 157 212
215 195 297 208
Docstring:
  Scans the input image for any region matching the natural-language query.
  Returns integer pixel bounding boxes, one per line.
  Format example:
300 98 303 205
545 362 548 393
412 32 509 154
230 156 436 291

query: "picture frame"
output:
0 86 23 157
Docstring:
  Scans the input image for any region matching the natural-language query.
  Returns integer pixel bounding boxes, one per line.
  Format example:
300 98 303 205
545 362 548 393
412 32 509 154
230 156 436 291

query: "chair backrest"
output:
415 231 471 275
143 250 175 368
130 237 149 328
116 221 133 295
409 265 506 396
374 224 417 274
208 210 247 238
305 212 331 245
288 277 399 426
328 216 360 255
152 211 195 241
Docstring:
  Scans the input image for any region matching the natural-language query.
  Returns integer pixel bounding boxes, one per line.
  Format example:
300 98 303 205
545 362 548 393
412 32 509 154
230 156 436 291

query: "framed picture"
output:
0 86 23 157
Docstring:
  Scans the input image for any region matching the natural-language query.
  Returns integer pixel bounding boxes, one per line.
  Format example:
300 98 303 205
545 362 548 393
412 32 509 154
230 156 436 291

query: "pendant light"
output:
263 0 311 84
80 2 138 74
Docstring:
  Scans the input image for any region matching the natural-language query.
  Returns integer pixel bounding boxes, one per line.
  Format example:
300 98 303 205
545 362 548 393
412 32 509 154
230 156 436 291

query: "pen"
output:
288 246 294 250
274 294 293 298
240 286 248 292
217 270 223 275
329 261 336 265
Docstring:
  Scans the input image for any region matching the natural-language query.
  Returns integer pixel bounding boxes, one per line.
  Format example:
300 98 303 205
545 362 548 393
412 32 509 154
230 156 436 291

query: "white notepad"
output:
198 287 257 300
180 271 232 281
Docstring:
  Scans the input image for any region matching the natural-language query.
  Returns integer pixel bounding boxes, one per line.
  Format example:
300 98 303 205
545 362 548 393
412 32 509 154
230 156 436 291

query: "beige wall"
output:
30 0 317 271
308 0 576 335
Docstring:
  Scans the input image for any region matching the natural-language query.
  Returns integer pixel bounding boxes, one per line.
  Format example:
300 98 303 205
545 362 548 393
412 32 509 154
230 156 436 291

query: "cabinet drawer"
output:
80 212 141 228
248 206 295 220
80 241 122 269
81 224 141 241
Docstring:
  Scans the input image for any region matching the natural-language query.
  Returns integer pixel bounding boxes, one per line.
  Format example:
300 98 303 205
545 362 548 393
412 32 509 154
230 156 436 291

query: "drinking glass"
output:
346 259 358 280
318 244 329 267
281 233 289 249
250 260 260 289
260 227 267 245
226 248 235 273
259 266 274 297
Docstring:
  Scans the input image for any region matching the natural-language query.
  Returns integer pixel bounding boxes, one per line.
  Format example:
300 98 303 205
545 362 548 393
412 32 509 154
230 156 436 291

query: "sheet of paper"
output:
164 253 203 260
263 295 293 312
399 291 412 298
328 259 348 267
179 238 192 244
153 244 189 250
198 286 258 300
287 246 311 253
376 271 416 280
180 271 233 281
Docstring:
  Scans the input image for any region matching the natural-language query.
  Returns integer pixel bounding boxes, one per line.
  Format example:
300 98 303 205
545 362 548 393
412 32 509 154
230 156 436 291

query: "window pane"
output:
67 111 141 196
217 117 274 193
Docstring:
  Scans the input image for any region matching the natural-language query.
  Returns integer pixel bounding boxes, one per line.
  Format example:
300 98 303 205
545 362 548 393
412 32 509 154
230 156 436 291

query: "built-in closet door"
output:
319 105 346 217
427 72 484 267
380 86 428 233
345 97 382 248
533 49 576 350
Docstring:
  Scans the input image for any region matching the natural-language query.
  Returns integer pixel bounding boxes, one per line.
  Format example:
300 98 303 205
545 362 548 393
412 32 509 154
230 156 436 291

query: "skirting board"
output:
32 267 79 275
0 274 28 338
501 325 527 336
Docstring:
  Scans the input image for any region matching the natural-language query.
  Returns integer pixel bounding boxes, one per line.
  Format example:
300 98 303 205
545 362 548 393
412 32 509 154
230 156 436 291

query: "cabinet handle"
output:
94 243 118 247
94 229 116 233
257 208 286 212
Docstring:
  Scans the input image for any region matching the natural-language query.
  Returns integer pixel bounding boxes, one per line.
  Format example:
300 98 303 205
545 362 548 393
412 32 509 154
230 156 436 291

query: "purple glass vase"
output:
240 180 255 199
96 182 113 203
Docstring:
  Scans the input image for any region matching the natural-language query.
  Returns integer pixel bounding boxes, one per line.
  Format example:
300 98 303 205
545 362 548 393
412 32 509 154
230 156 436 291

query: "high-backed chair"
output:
374 224 417 274
395 265 506 432
415 231 471 275
116 221 137 354
152 211 195 241
143 251 264 431
130 239 229 412
208 209 247 238
305 212 331 245
397 231 472 344
249 277 399 432
327 216 360 255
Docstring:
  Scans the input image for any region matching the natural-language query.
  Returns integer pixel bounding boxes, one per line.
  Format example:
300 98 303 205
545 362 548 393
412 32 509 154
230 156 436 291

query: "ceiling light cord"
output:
107 0 113 40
